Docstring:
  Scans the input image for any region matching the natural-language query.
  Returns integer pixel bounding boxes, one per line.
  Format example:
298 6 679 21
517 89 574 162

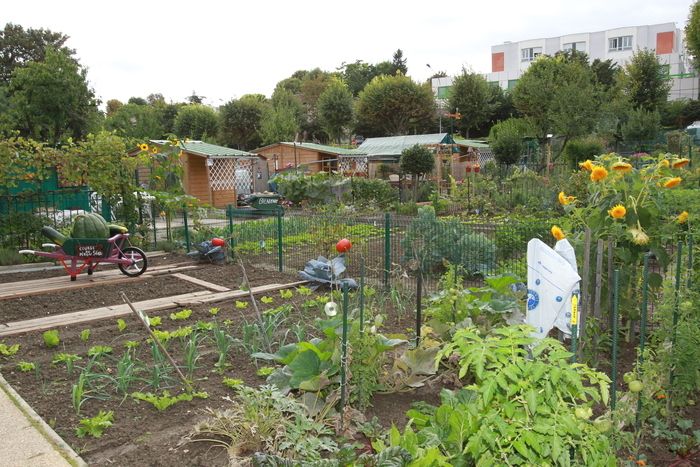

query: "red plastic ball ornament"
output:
211 237 225 247
336 238 352 253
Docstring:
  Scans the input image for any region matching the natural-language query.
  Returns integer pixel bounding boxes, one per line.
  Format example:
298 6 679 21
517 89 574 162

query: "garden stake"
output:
669 241 683 394
384 212 391 289
339 283 349 426
452 265 457 323
227 204 234 248
569 294 578 362
182 205 190 252
121 292 193 393
276 208 283 272
635 253 651 432
688 235 694 289
610 269 620 411
359 257 365 333
415 267 423 347
237 258 267 347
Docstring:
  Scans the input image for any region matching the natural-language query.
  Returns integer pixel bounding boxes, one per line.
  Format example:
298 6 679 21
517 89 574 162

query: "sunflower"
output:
608 204 626 219
579 160 594 171
663 177 682 188
558 191 576 205
551 225 566 241
628 226 649 245
590 166 608 182
677 211 689 224
151 146 159 154
139 143 149 151
659 159 670 168
671 158 690 168
611 161 632 172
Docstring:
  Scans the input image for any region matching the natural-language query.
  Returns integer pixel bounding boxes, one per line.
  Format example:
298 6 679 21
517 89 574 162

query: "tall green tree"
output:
9 47 98 143
685 1 700 72
512 55 601 162
620 49 671 112
260 105 300 145
400 144 434 200
447 68 496 137
218 94 269 150
622 108 661 144
356 74 435 136
317 78 353 143
105 103 165 140
173 104 219 140
391 49 408 75
339 60 376 96
0 23 74 85
489 118 533 164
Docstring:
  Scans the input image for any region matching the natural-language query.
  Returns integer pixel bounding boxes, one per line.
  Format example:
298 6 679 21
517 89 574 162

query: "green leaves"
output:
76 410 113 438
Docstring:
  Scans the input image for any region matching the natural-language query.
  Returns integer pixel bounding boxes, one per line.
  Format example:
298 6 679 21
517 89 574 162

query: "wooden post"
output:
578 228 592 357
594 239 604 319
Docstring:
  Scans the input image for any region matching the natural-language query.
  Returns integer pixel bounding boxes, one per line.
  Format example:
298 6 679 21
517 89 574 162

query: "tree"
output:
105 103 165 140
186 91 204 104
391 49 408 75
622 108 661 145
512 55 601 163
219 94 269 150
339 60 376 96
447 68 496 137
173 104 219 140
489 118 533 164
685 1 700 72
400 144 434 200
105 99 123 117
356 74 435 136
317 78 353 143
0 23 74 85
620 49 671 112
146 93 165 105
8 47 98 143
127 96 147 105
260 105 300 145
591 58 619 90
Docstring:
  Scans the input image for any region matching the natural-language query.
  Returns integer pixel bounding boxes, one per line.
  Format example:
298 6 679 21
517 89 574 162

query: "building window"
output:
507 79 519 90
437 86 451 99
488 81 500 88
521 47 542 62
609 36 633 51
563 41 586 52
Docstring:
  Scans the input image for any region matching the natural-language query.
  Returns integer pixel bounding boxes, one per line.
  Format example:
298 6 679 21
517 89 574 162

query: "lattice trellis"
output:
234 158 254 193
339 156 369 175
209 158 236 190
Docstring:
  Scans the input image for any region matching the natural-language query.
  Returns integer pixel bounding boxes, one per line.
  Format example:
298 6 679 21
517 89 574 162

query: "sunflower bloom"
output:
139 143 149 151
659 159 670 168
608 204 626 219
579 160 594 171
664 177 682 188
611 161 632 172
590 166 608 182
551 225 566 241
628 226 650 245
151 146 159 154
558 191 576 205
677 211 688 224
672 158 690 168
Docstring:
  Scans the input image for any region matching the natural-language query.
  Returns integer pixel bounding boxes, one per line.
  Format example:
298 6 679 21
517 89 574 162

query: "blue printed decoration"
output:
556 296 563 302
535 278 541 285
527 289 540 310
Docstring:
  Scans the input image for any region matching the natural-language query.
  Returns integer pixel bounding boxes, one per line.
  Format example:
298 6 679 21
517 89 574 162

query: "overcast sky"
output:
4 0 695 107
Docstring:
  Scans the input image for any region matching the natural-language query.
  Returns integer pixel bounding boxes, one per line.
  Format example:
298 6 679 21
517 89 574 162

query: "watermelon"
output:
41 226 67 246
71 213 109 239
108 224 128 237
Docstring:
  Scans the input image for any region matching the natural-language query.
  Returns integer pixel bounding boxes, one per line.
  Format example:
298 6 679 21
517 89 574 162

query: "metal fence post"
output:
415 267 423 347
151 201 157 249
183 205 191 252
669 241 684 392
340 283 349 420
635 253 651 431
276 208 283 272
611 269 620 411
227 204 234 243
384 212 391 288
101 197 111 222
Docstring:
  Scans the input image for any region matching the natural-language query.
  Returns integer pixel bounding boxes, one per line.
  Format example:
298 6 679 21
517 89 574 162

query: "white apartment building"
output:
433 22 698 101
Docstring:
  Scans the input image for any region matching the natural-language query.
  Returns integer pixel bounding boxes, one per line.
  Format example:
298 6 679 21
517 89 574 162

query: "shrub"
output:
402 206 495 274
344 178 397 209
563 136 604 167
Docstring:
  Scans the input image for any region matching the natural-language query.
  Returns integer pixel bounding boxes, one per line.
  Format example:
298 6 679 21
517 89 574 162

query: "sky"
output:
3 0 695 107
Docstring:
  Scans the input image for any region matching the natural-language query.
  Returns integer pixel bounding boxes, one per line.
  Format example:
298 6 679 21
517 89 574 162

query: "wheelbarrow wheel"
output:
118 247 148 277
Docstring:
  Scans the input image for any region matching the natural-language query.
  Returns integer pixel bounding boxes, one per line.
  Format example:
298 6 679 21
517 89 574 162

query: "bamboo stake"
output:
121 292 193 393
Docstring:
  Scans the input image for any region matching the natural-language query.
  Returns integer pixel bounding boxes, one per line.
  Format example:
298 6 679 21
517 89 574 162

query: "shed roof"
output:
358 133 455 157
150 140 257 158
254 141 365 156
454 138 490 149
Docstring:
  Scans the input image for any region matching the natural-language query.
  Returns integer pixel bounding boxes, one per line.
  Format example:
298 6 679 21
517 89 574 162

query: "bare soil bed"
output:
0 263 436 466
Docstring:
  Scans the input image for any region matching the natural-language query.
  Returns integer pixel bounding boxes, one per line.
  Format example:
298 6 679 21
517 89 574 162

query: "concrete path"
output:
0 374 85 467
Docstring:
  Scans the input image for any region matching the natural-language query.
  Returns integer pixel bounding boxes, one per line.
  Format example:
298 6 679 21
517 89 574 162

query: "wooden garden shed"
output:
147 140 261 208
255 142 367 175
